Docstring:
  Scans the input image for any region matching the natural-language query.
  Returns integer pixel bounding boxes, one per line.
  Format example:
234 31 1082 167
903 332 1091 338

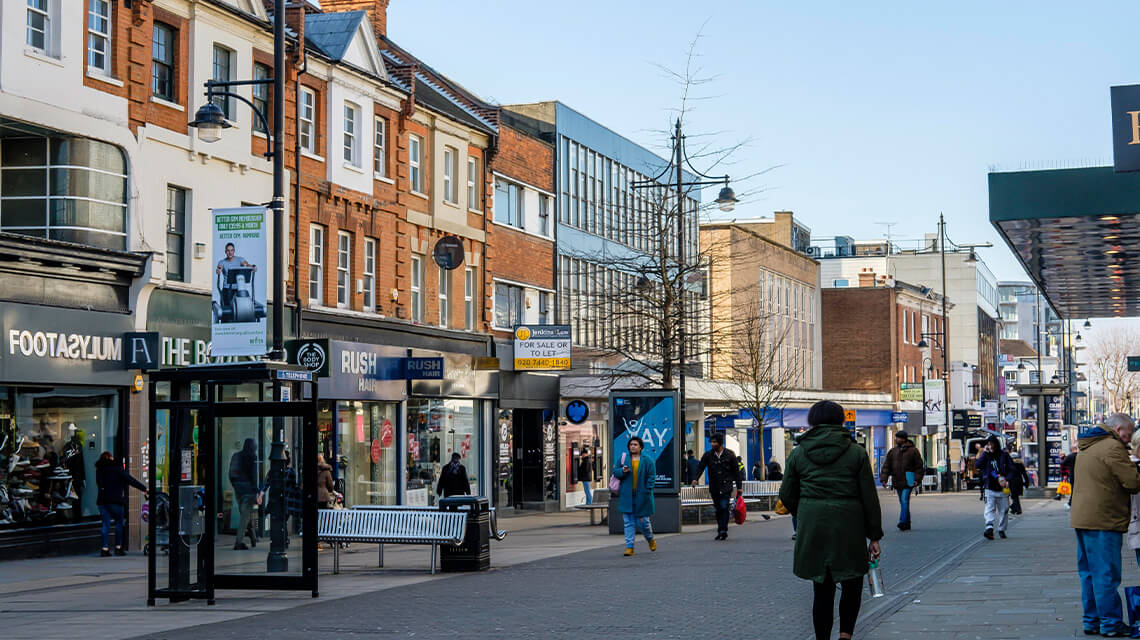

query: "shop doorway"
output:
511 409 555 510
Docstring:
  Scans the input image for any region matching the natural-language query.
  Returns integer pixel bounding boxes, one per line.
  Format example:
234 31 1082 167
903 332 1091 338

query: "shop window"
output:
335 401 398 507
0 386 120 529
0 134 128 250
406 398 480 506
151 21 176 102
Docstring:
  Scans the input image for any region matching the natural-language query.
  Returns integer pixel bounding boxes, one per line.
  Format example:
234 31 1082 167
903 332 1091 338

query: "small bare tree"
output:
1087 328 1140 414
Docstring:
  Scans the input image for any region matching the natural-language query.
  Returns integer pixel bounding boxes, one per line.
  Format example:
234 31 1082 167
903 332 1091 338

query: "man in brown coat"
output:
1070 413 1140 637
879 431 924 531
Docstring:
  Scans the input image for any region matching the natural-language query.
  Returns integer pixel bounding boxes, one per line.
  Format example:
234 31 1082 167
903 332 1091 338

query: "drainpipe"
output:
292 38 308 340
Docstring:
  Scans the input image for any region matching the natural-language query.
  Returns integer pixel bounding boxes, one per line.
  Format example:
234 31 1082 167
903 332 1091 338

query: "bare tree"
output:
1087 328 1140 414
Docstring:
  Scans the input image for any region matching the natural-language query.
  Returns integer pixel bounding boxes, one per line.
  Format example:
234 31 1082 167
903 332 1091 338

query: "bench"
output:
352 504 510 541
681 485 767 523
317 508 466 574
572 488 611 525
743 480 782 510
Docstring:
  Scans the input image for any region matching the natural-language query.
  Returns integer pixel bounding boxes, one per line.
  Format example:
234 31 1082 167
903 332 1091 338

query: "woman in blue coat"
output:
614 436 657 556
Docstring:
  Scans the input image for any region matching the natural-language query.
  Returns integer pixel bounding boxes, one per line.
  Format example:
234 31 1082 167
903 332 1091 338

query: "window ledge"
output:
86 69 123 87
343 161 365 174
301 150 325 163
252 130 267 139
410 190 428 199
468 207 483 214
375 174 394 184
442 200 460 210
24 48 64 67
150 96 185 111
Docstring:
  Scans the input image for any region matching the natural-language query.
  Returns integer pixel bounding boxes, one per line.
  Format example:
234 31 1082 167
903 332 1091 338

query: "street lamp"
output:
188 0 288 574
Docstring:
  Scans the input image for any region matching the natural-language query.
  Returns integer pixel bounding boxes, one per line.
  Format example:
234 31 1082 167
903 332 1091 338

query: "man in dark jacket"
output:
578 447 594 505
436 453 472 498
692 433 743 541
94 452 146 556
879 431 925 531
1009 453 1030 515
685 450 700 486
975 436 1014 540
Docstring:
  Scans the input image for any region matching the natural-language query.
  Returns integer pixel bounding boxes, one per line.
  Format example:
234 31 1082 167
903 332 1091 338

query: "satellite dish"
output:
433 236 465 270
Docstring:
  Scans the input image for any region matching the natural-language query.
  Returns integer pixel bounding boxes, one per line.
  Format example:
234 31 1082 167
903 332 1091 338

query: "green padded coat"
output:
778 424 884 583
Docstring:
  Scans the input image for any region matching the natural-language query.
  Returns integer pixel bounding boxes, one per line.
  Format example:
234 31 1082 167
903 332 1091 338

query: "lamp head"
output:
715 184 738 213
189 101 231 143
917 338 929 348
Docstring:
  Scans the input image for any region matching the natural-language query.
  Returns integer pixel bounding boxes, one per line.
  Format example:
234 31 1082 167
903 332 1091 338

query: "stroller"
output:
212 267 266 324
141 491 170 555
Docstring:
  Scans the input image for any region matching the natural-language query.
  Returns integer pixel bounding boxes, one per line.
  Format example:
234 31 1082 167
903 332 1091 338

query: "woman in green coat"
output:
779 401 884 640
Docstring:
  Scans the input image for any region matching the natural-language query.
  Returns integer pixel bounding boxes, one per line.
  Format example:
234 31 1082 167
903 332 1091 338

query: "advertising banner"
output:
211 207 267 356
923 379 946 426
513 325 571 370
900 383 924 403
609 390 680 494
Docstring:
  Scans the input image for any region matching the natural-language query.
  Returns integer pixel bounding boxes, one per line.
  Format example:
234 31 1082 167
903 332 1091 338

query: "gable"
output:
215 0 269 21
341 19 386 79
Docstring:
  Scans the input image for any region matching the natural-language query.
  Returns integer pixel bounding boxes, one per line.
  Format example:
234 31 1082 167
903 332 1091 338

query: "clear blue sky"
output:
388 1 1138 282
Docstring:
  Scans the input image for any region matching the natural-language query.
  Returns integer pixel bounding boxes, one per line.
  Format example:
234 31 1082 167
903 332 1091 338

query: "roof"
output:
304 11 365 60
999 339 1038 358
379 40 498 134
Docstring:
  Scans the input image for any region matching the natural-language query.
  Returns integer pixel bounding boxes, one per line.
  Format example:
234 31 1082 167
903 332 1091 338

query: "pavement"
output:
0 491 1126 639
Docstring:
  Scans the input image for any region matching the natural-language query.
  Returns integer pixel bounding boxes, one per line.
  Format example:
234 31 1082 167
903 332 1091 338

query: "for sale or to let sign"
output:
513 325 571 371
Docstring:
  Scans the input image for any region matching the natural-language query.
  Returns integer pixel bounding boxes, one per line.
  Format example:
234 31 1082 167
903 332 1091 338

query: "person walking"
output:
578 447 594 504
316 454 334 510
976 436 1014 540
752 459 764 481
615 436 656 556
228 438 261 550
1008 453 1030 515
1060 446 1078 508
94 452 146 557
779 401 883 640
685 450 700 486
879 431 924 531
1071 413 1140 637
692 433 744 541
767 459 783 481
436 453 472 498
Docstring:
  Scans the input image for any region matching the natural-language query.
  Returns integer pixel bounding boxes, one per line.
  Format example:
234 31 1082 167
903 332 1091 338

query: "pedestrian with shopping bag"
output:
778 401 883 640
614 436 656 556
692 433 744 541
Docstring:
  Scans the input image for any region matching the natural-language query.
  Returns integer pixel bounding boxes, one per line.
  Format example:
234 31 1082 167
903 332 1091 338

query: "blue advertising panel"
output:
609 390 680 495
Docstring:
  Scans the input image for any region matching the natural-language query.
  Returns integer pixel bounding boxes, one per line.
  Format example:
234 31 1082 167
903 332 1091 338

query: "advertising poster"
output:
923 379 946 426
610 390 679 494
211 206 267 356
513 325 571 370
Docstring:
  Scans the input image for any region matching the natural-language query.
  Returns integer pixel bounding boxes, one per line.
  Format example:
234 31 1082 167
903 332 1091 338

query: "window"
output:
363 238 376 311
464 267 475 330
343 103 359 166
151 22 176 102
252 63 271 134
166 186 186 281
902 310 909 344
0 135 128 250
494 283 524 329
539 195 550 236
87 0 111 75
26 0 50 52
410 254 424 322
409 134 423 193
494 179 523 228
539 291 550 325
443 146 458 204
438 266 451 328
467 156 481 210
337 232 351 307
308 225 324 304
299 87 315 153
373 117 387 178
211 45 232 119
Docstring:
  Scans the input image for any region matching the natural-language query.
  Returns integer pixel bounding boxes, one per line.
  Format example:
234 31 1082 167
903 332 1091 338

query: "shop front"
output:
498 368 561 511
0 302 136 557
557 397 608 510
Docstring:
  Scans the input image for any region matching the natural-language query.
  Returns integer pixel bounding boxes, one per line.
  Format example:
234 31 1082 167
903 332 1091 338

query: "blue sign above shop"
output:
566 400 589 424
891 412 909 423
404 357 444 380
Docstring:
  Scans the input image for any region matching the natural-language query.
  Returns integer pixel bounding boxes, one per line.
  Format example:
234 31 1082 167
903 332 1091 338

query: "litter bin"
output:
438 496 490 572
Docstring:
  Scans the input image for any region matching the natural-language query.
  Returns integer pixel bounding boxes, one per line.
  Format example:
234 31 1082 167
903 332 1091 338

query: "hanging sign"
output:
513 325 571 370
924 379 946 426
211 206 268 356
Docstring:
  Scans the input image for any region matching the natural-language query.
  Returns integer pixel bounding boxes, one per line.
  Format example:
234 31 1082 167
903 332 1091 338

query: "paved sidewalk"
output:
863 498 1140 640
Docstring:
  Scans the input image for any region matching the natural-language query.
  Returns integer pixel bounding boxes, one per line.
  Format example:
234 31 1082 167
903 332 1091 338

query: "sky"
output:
387 1 1140 285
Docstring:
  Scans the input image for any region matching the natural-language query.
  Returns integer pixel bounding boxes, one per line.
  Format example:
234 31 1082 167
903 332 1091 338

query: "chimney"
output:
321 0 389 38
858 267 876 288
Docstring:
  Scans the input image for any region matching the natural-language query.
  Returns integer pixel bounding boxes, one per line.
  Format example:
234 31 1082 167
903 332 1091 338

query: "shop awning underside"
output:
989 166 1140 318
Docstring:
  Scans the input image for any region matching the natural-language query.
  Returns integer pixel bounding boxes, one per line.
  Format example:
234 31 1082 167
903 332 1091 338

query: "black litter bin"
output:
438 496 490 572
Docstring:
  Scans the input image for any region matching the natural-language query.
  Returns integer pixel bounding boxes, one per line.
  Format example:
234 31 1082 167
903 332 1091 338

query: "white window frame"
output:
539 194 550 236
343 103 360 167
308 224 324 305
363 238 376 311
336 231 351 308
443 146 458 204
87 0 112 76
902 309 910 344
409 134 423 194
464 267 475 330
27 0 51 54
467 156 481 211
410 253 424 322
299 87 316 153
373 117 387 179
438 266 451 328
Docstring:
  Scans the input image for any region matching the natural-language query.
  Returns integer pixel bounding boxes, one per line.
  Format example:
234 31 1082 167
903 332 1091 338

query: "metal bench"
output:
743 480 782 510
317 508 466 575
572 488 611 525
351 503 509 541
681 485 767 523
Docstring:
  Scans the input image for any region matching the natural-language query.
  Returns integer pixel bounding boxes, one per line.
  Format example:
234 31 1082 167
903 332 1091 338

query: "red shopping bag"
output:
733 495 747 525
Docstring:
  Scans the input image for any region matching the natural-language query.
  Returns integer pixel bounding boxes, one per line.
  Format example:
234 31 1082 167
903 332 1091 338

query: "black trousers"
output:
712 493 731 534
813 576 863 639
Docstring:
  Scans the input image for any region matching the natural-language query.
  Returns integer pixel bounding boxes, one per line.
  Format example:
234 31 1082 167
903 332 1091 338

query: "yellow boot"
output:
648 539 657 552
623 547 634 556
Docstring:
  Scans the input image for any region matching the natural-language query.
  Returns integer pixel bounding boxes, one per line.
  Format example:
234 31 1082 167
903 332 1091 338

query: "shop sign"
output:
211 206 268 356
610 390 680 495
124 332 160 369
891 412 908 423
410 350 497 398
286 339 330 377
0 303 135 385
405 357 443 379
923 379 946 426
381 419 394 448
513 325 571 371
843 409 857 424
322 341 406 401
370 439 382 464
161 336 256 366
565 400 589 424
1111 84 1140 173
900 383 923 402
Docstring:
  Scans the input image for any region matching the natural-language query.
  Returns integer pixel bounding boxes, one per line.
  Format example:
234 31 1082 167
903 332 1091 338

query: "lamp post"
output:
631 119 737 441
189 0 288 573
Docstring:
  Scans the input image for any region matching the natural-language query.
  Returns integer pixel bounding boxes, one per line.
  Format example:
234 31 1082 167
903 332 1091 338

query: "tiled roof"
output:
304 10 365 61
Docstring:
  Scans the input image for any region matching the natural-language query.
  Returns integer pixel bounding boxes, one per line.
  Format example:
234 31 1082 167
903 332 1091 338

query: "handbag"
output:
1057 480 1072 496
774 498 790 515
608 452 626 495
733 494 747 525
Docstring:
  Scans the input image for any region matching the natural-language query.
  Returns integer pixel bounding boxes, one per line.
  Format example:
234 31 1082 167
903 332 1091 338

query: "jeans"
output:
984 490 1009 532
895 487 912 525
1076 529 1124 633
582 481 593 505
99 504 125 549
1010 493 1022 514
713 494 732 534
622 513 653 548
